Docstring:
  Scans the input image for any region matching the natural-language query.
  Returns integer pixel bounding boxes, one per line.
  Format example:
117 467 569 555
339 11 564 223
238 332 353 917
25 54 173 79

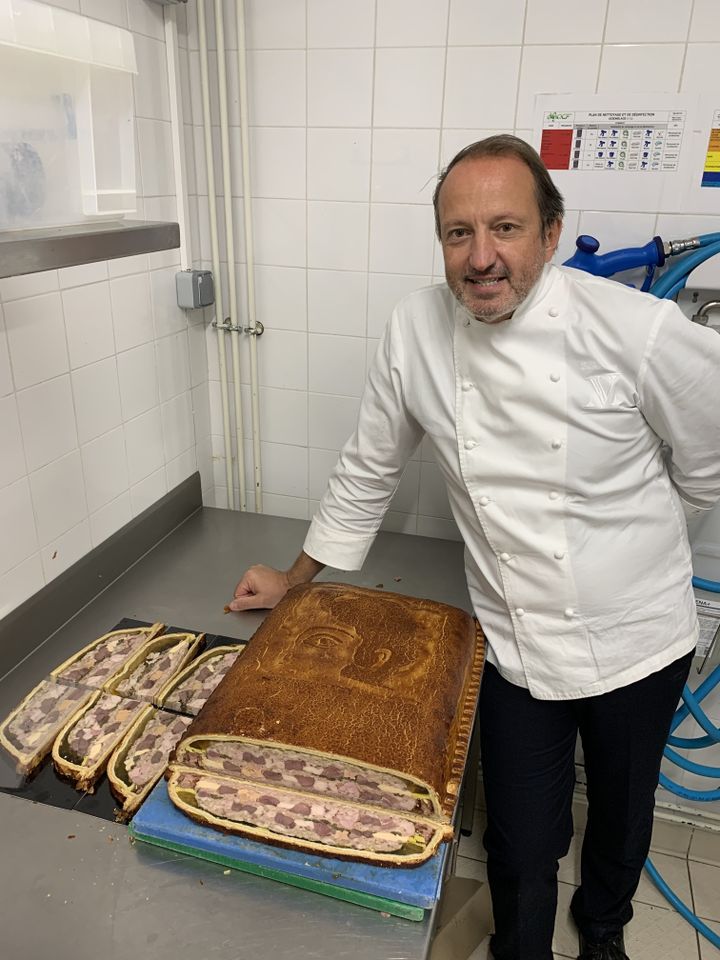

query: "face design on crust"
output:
273 599 440 701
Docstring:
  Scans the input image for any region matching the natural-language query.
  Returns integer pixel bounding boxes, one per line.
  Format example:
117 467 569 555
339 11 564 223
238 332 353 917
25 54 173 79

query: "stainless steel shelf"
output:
0 220 180 278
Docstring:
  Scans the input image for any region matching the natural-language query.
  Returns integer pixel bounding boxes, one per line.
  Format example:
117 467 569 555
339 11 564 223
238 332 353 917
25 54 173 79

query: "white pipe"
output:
235 0 263 512
163 5 190 270
197 0 234 509
214 0 247 511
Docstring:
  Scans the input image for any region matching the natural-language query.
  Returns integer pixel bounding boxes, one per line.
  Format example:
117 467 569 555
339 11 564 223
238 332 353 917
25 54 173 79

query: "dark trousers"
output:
479 652 693 960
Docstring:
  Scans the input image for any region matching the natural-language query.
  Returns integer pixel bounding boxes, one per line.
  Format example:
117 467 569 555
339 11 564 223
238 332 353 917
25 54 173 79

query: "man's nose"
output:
468 232 497 272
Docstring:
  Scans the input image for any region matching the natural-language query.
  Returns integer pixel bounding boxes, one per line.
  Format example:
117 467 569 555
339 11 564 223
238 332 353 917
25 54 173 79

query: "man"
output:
228 136 720 960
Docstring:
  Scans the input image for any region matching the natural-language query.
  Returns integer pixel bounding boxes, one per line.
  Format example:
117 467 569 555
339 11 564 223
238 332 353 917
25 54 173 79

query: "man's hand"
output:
227 564 291 611
227 552 326 612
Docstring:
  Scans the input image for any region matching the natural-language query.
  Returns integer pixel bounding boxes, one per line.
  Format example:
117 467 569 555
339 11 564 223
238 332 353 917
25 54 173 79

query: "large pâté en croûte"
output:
167 582 484 867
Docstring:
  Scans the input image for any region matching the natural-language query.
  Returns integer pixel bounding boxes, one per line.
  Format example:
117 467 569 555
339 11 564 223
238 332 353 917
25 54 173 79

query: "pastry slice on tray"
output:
107 707 192 817
0 678 94 777
154 645 245 716
104 632 204 702
52 692 146 793
167 582 485 867
51 623 165 690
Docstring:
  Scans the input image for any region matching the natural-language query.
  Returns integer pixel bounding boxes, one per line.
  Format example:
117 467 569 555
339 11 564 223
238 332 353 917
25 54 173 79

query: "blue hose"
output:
645 858 720 949
693 576 720 594
650 241 720 297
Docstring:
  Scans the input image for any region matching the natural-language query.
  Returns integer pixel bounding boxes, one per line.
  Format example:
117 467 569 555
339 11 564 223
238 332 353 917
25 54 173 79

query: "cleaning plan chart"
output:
534 94 720 216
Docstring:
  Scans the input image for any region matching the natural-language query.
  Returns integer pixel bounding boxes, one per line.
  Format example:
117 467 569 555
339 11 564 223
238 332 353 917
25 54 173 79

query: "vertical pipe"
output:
197 0 234 508
214 0 247 511
163 5 190 270
235 0 263 512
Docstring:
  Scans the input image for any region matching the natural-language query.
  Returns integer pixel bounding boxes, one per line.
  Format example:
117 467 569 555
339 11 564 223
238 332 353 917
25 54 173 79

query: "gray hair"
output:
433 134 565 240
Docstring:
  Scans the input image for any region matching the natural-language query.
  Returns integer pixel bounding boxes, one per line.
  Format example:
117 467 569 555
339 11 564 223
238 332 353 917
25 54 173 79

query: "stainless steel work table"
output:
0 507 472 960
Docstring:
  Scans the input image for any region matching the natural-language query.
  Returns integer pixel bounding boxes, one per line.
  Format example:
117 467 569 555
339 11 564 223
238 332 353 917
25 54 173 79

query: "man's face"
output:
438 154 561 324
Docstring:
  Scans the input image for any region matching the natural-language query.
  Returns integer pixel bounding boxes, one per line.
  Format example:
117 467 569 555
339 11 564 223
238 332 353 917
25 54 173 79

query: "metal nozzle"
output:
664 237 702 257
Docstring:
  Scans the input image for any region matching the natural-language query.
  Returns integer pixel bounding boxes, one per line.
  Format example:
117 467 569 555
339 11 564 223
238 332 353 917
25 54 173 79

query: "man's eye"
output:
447 228 469 240
497 223 517 234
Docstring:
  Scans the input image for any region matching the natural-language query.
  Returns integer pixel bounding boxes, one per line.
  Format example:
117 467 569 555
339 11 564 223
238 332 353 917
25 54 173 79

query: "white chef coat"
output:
304 264 720 699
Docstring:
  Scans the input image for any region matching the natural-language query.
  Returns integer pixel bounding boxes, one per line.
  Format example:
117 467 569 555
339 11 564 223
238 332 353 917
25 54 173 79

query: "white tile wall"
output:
308 49 374 127
605 0 692 44
4 293 69 389
376 0 448 48
448 0 525 46
370 129 440 205
71 358 123 444
689 0 720 42
17 376 78 472
597 44 685 94
308 202 369 272
308 270 368 336
443 47 521 130
525 0 607 44
307 129 372 202
373 48 445 128
62 283 115 369
307 0 375 49
7 0 720 624
0 1 208 620
29 451 88 546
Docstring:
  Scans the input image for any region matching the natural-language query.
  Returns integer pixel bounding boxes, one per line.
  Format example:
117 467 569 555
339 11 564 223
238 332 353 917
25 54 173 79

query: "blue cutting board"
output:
129 780 448 918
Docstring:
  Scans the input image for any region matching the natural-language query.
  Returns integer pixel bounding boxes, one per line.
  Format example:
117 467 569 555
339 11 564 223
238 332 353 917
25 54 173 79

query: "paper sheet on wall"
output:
534 94 720 216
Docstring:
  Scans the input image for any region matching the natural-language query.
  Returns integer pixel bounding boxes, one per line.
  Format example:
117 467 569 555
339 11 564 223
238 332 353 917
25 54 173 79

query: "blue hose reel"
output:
564 234 720 948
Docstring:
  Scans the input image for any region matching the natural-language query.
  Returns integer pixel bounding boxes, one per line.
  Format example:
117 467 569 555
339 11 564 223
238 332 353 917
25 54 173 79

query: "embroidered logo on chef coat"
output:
579 362 623 408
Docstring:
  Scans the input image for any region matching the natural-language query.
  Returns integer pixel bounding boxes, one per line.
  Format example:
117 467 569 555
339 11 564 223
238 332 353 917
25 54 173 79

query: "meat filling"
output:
123 712 192 788
162 651 241 715
63 694 145 769
4 679 90 754
115 639 193 700
56 631 151 688
175 771 435 855
178 740 434 815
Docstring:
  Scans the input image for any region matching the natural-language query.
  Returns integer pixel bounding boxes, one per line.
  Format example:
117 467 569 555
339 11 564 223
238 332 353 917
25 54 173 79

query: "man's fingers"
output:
227 593 265 612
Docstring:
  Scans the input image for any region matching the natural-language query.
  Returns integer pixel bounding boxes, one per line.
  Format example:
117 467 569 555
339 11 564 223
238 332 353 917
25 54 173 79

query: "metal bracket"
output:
211 319 264 336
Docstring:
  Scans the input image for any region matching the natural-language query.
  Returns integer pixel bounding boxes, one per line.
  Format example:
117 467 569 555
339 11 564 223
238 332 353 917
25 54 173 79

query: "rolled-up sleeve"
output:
303 314 425 569
638 303 720 515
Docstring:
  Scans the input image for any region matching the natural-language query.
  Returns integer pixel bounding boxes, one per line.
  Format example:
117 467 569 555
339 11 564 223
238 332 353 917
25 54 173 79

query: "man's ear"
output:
544 219 563 262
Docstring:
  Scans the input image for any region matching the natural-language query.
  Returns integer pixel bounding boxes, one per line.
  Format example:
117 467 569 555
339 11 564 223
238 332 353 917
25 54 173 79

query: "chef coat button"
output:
550 372 561 382
554 550 566 560
465 439 477 450
462 381 473 392
549 490 560 500
515 607 526 618
478 495 490 507
551 439 562 449
499 552 510 562
564 607 575 618
548 307 560 317
464 317 470 326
